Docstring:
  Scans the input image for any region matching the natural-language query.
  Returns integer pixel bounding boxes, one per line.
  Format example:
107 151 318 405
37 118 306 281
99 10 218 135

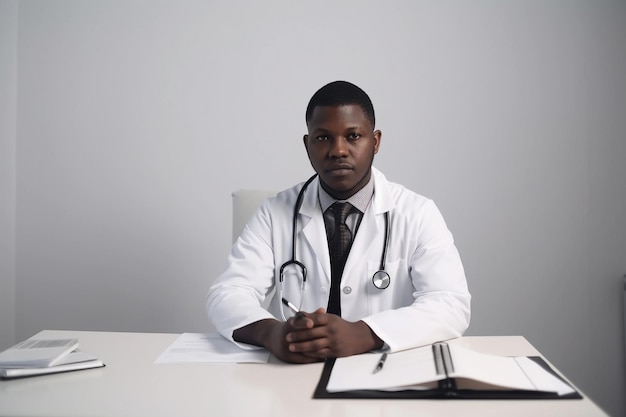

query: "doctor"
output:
207 81 470 363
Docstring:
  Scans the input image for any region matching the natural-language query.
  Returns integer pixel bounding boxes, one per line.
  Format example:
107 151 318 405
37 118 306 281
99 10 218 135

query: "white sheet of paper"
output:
326 346 442 392
155 333 270 364
513 357 575 395
450 345 575 394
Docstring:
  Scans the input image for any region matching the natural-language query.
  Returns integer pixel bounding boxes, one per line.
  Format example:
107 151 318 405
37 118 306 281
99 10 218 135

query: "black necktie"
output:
327 202 353 316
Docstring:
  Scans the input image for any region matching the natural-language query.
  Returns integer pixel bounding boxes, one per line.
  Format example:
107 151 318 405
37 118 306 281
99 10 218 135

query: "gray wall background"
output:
1 1 624 415
0 0 17 360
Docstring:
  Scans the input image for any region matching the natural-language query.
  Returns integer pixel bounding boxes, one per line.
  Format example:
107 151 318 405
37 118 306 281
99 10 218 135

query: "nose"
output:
329 137 349 158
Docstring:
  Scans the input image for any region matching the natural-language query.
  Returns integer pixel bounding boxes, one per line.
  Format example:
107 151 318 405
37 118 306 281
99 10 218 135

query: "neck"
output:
320 169 372 201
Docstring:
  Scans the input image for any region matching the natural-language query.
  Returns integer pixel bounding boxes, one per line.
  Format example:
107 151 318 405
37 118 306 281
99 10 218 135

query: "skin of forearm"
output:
232 319 279 349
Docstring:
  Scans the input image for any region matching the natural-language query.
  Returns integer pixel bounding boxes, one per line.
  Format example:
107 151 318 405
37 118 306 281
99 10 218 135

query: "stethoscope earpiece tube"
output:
288 174 318 263
279 174 317 320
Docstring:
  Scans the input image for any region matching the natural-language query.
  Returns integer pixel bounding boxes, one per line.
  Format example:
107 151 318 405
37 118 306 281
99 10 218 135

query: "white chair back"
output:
231 189 276 243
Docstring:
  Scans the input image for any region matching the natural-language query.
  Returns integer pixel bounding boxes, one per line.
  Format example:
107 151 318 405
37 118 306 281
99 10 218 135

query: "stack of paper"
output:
0 338 104 379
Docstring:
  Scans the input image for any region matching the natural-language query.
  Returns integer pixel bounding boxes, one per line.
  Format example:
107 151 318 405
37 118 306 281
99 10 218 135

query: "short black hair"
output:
305 81 375 127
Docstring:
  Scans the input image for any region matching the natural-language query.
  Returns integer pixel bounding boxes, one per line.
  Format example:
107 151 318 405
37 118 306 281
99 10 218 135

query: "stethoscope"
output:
278 174 391 319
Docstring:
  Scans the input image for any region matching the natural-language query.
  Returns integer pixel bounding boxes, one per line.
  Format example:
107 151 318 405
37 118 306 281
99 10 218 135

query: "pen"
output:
373 352 388 374
281 298 304 319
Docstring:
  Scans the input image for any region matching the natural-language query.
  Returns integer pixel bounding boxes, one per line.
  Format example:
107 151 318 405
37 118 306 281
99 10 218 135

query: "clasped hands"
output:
265 308 383 364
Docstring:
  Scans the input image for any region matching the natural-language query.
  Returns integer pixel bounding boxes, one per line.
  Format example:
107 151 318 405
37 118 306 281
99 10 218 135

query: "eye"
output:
347 132 361 140
315 135 329 142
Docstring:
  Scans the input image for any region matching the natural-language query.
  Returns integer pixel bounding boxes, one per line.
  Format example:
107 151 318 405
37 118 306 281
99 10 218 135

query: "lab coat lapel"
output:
343 207 380 277
343 168 395 278
299 178 331 285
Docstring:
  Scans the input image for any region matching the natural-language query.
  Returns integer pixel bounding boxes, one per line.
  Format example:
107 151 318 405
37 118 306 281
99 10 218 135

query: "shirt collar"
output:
318 173 374 214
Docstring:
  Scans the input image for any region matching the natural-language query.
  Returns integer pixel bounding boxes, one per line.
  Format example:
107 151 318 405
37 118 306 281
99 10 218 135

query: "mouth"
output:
326 165 353 176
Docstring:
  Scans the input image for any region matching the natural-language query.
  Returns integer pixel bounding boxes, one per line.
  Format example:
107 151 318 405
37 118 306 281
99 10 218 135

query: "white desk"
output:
0 330 608 417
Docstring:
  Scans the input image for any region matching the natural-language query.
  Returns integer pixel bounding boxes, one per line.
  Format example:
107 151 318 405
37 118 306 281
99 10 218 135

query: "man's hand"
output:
233 309 384 363
232 314 322 363
285 308 384 359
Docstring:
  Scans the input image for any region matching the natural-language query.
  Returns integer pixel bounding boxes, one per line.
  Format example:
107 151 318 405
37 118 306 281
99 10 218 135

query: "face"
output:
303 105 381 200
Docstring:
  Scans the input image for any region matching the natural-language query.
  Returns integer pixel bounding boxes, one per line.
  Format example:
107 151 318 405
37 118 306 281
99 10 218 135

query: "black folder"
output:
314 356 582 400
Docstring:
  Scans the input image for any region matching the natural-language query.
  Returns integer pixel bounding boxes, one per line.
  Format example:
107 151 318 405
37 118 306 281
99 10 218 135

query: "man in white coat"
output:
207 81 470 363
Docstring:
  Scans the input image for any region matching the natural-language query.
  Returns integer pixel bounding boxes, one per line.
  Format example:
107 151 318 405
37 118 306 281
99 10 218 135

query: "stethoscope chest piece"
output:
372 270 390 289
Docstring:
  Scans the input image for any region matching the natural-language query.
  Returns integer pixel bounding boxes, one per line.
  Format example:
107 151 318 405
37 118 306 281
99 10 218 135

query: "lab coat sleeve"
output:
206 200 277 350
361 200 471 352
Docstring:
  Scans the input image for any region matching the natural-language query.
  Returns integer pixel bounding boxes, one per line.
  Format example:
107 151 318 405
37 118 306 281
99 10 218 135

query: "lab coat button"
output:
342 286 352 294
321 286 328 293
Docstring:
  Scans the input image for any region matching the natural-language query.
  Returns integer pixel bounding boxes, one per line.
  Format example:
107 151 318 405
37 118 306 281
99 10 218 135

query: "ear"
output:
303 134 309 151
373 130 382 154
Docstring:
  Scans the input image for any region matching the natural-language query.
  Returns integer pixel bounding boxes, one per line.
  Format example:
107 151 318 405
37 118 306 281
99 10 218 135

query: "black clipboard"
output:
313 356 582 400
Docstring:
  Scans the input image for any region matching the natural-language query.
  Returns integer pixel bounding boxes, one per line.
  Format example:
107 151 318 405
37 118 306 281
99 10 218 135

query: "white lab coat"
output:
207 168 471 352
